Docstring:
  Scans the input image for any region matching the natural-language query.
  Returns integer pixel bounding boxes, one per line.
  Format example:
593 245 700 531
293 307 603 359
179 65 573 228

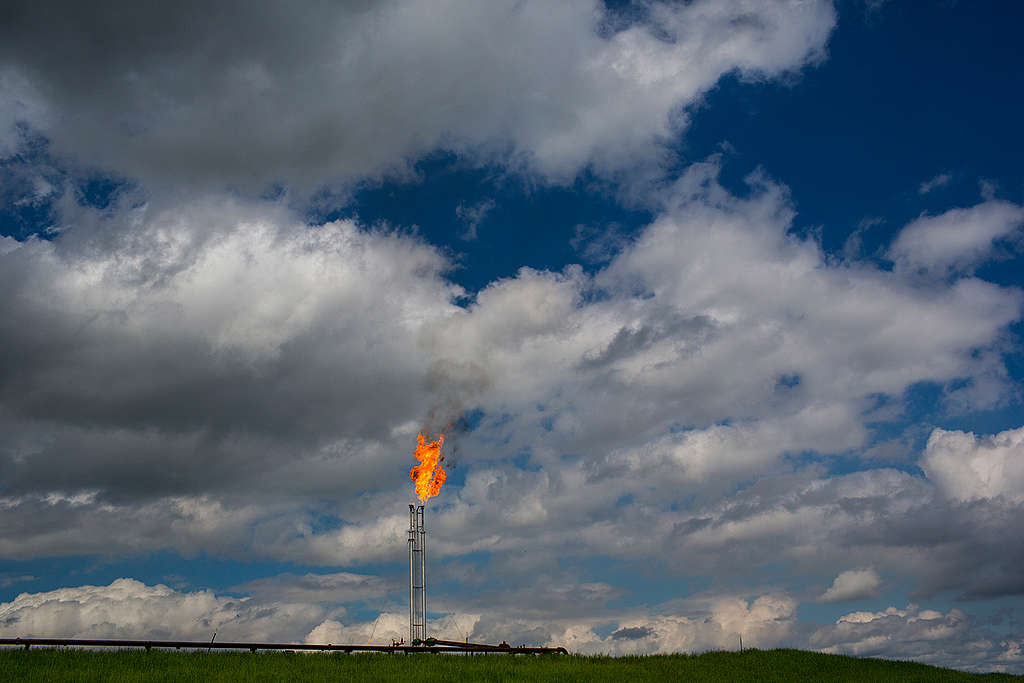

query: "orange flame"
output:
410 431 447 502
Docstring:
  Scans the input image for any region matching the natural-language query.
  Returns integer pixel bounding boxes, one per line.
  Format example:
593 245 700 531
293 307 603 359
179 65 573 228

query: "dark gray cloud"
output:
421 358 492 435
836 496 1024 601
0 195 456 503
0 0 836 191
579 312 715 370
437 574 623 621
469 615 552 646
232 571 392 604
612 625 653 640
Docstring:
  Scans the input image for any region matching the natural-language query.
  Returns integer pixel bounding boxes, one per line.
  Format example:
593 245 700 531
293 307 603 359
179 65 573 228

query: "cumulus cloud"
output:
0 160 1021 587
0 578 324 642
0 194 460 506
0 0 835 190
307 614 407 647
307 592 1022 672
469 593 798 654
5 577 1019 673
612 625 653 640
429 161 1021 494
820 568 882 603
422 461 1024 605
888 199 1024 275
305 591 800 654
810 604 1024 674
921 426 1024 504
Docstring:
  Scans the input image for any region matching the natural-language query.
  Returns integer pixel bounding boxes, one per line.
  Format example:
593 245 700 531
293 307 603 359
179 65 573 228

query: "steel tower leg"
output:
419 505 427 641
408 504 415 644
408 504 426 643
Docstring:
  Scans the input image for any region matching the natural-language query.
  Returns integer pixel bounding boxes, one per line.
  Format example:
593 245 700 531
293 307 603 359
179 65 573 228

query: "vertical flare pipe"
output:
408 504 427 643
408 504 415 644
419 505 427 640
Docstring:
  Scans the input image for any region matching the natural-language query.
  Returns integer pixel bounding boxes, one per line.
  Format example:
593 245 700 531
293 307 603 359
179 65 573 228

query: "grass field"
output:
0 648 1021 682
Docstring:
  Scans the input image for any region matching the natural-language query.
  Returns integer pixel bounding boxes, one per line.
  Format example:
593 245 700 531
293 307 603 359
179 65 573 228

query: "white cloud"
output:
820 568 882 603
919 172 952 195
554 596 799 655
0 574 35 588
888 200 1024 275
921 426 1024 503
811 604 1024 674
2 576 1022 672
1 161 1020 584
307 613 409 647
428 161 1021 495
0 578 324 642
456 198 496 241
306 592 798 654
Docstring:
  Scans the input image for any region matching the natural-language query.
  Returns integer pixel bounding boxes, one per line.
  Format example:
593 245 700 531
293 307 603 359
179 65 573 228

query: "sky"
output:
1 0 1023 673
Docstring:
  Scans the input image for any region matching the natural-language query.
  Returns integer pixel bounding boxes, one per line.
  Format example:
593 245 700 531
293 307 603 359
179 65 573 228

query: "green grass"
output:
0 648 1020 682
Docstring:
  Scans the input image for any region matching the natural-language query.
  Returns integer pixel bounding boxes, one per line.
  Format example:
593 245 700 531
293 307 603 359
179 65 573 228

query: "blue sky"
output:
1 0 1023 673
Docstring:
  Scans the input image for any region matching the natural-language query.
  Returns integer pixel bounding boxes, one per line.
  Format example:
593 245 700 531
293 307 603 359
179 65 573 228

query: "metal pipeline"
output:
0 637 568 655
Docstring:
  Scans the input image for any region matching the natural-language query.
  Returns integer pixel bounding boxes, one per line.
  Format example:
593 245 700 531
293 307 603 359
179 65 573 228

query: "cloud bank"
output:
0 0 835 190
4 578 1021 673
0 162 1019 608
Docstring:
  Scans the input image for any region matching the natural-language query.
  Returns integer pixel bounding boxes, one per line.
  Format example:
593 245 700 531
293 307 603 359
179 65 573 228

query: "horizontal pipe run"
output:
0 637 568 655
420 638 513 650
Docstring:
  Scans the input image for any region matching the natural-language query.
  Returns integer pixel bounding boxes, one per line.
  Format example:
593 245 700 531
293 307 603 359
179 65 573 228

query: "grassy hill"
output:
0 647 1020 682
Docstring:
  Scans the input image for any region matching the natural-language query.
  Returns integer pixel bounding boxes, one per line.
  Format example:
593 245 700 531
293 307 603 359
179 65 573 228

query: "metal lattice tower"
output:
408 504 426 643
